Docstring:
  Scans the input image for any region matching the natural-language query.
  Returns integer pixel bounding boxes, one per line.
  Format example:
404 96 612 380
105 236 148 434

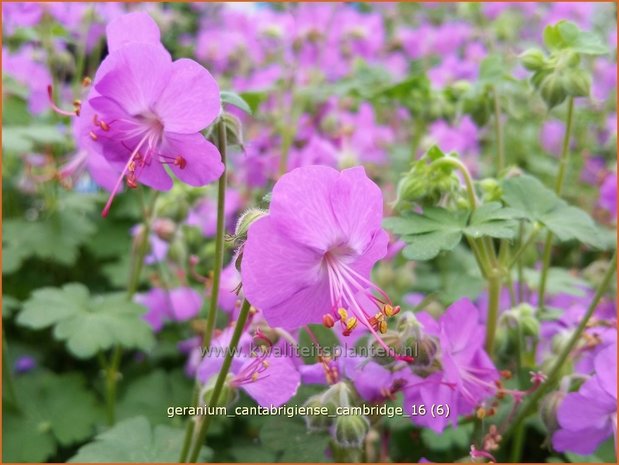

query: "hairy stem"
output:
537 97 575 307
504 251 616 441
187 299 252 462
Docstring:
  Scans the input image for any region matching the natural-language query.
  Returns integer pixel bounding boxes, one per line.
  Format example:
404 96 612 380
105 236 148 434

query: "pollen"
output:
261 360 269 368
251 372 259 381
174 155 187 169
322 313 335 328
378 320 387 334
337 308 348 321
89 131 98 141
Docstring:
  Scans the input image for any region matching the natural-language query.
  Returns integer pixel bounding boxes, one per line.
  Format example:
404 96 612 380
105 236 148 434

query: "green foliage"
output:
543 21 609 55
384 203 521 260
69 416 212 462
2 125 68 153
221 90 253 114
117 370 194 427
502 174 605 248
298 324 341 363
17 283 154 358
260 417 330 462
3 371 102 462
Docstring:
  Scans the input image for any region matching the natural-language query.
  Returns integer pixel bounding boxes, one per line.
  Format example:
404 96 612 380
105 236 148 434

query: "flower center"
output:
321 247 408 362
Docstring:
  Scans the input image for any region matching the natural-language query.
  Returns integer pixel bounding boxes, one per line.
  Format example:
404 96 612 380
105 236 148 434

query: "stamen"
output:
47 85 79 117
102 133 150 217
322 314 335 328
89 131 98 141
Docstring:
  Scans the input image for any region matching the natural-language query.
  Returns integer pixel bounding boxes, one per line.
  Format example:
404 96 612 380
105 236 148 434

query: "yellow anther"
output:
378 320 387 334
262 360 269 368
345 317 358 331
337 308 348 321
251 372 259 381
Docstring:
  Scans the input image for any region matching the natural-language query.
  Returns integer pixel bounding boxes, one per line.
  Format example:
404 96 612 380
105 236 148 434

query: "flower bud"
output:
540 73 568 109
333 414 370 448
479 178 503 202
202 374 237 409
520 48 547 72
222 112 244 147
412 335 440 369
152 218 176 241
234 208 268 243
539 390 566 435
303 394 337 432
563 68 590 97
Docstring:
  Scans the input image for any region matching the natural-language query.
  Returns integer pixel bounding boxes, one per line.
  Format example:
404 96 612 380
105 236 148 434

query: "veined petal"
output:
161 132 224 186
106 11 161 52
94 43 172 116
155 58 221 134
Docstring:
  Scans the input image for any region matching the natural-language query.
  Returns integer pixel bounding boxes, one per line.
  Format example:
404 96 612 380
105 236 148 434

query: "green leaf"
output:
220 90 252 114
2 295 20 319
522 267 589 296
69 416 212 462
3 208 96 273
298 324 340 363
421 423 473 451
543 21 608 55
502 174 604 247
384 204 520 261
2 125 68 153
18 283 155 358
117 370 193 427
239 90 270 114
260 417 330 462
557 21 609 55
3 371 102 462
466 202 522 239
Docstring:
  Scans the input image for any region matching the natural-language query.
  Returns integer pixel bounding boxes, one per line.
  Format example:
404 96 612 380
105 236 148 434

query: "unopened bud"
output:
333 414 370 448
520 48 547 72
540 73 568 108
563 68 590 97
540 390 566 435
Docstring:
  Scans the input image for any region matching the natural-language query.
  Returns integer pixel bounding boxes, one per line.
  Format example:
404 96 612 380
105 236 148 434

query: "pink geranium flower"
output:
80 12 224 216
241 165 405 359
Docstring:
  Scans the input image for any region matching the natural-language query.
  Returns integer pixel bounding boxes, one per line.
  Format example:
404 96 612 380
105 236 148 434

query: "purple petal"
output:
106 11 161 52
169 287 202 321
155 58 221 134
241 355 300 407
161 132 224 186
94 43 172 115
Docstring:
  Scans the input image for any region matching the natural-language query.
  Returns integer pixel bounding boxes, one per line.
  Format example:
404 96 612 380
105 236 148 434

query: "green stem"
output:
537 232 554 308
201 119 228 353
485 273 502 354
187 299 252 463
103 190 158 425
430 157 478 208
104 346 121 425
553 97 575 196
180 120 228 462
2 332 20 412
127 190 159 298
503 251 616 441
508 226 540 270
509 422 526 462
493 88 505 173
537 97 575 306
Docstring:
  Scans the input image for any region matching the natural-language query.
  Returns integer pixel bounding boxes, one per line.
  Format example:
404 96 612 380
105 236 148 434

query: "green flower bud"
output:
479 178 503 202
202 374 237 409
563 68 591 97
234 208 268 241
540 390 566 435
540 73 568 108
222 112 244 147
303 394 337 432
333 414 370 448
520 48 547 72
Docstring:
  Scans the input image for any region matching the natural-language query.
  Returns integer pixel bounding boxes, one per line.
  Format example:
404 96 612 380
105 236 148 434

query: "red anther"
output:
126 176 138 189
175 155 187 169
322 313 335 328
500 369 512 379
99 120 110 131
89 131 98 141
